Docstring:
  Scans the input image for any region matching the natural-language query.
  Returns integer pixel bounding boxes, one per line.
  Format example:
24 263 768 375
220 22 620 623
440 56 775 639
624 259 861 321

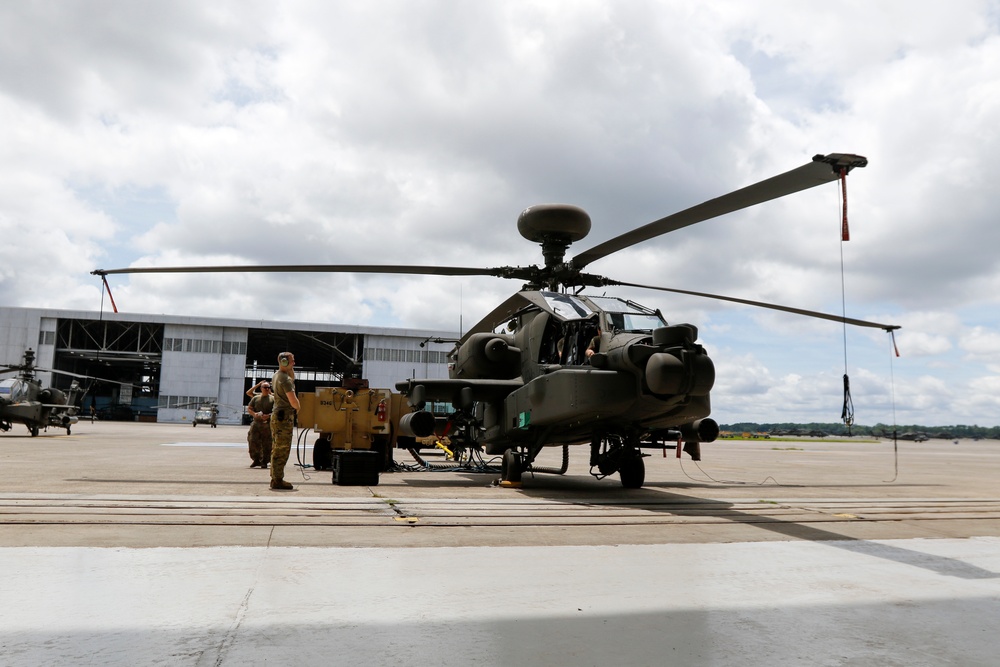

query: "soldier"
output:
585 327 602 360
269 352 300 491
246 381 274 468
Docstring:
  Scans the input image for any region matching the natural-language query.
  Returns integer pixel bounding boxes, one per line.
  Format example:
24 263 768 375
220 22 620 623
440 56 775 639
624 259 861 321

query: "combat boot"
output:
270 479 294 491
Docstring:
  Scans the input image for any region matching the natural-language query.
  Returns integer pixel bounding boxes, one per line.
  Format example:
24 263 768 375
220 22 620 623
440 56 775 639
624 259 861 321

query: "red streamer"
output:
101 276 119 314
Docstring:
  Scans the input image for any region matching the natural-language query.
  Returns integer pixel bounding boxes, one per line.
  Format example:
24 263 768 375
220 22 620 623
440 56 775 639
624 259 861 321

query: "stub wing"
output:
395 378 523 403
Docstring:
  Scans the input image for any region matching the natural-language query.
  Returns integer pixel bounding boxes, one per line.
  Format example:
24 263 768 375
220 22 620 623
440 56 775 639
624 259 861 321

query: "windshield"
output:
588 296 667 332
608 311 667 332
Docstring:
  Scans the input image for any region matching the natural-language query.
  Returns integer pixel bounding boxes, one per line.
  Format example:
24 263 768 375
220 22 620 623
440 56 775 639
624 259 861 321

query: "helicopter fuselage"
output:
396 290 719 465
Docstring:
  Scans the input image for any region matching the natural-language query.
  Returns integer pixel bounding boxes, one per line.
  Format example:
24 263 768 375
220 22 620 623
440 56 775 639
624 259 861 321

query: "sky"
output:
2 1 999 428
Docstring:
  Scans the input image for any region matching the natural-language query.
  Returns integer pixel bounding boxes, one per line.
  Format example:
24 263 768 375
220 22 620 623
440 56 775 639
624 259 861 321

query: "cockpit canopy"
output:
539 292 667 333
540 292 595 321
0 379 29 402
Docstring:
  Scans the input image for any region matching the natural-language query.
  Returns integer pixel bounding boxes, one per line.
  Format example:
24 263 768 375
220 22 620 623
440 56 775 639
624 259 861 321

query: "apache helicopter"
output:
0 349 83 437
94 153 900 488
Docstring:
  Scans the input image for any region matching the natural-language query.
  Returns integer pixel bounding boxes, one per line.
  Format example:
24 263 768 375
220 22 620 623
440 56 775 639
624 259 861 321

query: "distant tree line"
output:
721 422 1000 440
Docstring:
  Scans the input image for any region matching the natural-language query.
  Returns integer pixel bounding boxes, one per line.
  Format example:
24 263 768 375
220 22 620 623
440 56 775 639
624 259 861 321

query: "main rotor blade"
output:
93 264 500 278
612 280 900 331
571 153 867 271
33 367 102 381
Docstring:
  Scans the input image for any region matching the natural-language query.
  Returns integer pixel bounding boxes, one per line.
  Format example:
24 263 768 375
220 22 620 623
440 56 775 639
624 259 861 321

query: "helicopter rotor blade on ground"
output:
611 280 899 331
570 153 867 271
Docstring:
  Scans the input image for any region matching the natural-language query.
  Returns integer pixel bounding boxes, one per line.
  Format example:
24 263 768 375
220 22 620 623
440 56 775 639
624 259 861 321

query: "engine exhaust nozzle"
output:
679 418 719 443
398 410 436 438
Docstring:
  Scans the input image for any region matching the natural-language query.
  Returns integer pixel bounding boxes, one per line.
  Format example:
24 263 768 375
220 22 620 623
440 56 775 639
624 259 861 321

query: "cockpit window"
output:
589 296 667 332
607 312 667 333
541 292 594 321
0 379 27 401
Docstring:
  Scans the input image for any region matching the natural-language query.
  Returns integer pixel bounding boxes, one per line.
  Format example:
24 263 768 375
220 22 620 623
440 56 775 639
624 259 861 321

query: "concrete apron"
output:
3 537 999 666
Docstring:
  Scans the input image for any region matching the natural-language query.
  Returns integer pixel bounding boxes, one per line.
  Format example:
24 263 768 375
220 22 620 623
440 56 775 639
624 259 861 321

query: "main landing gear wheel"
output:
501 448 522 485
619 454 645 489
30 426 39 437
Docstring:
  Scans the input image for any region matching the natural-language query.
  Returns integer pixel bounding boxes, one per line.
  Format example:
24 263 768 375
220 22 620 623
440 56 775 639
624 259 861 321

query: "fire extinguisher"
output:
375 399 388 422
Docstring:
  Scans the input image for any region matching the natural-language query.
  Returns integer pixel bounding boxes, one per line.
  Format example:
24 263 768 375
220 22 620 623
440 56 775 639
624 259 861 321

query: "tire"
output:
313 437 333 471
372 436 392 471
619 454 645 489
501 448 522 484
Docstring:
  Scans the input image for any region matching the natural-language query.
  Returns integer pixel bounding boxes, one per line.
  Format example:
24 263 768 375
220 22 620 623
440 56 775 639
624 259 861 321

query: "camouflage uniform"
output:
270 369 296 485
247 393 274 467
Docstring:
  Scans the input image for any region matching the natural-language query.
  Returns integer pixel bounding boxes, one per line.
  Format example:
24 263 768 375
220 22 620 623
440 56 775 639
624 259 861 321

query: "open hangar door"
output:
243 328 364 398
52 318 163 420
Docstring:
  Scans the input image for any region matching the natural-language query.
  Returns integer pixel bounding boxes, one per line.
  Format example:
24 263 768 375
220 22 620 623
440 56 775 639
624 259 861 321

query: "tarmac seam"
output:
208 542 270 666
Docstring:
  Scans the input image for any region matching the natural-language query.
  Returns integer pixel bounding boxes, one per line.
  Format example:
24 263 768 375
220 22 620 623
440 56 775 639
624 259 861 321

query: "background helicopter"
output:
94 152 900 488
165 400 220 427
192 403 220 427
155 399 228 427
0 349 83 437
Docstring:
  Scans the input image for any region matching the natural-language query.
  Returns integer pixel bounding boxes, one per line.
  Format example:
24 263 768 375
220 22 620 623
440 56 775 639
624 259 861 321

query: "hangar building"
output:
0 306 457 426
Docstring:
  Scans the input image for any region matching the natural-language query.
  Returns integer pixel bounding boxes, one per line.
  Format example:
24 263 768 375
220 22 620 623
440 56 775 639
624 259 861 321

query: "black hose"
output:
527 444 570 475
